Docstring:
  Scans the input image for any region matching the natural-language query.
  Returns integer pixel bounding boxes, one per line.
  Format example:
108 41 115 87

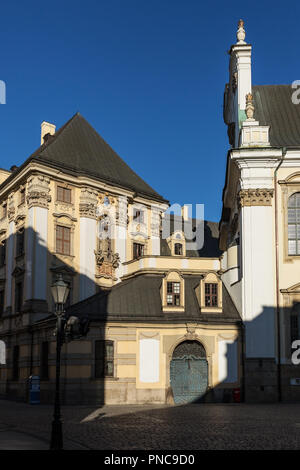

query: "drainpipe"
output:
274 147 286 402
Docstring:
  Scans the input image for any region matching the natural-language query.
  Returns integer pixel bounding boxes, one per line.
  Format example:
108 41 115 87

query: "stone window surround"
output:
53 214 76 259
198 272 222 312
54 181 74 206
279 173 300 263
91 337 117 380
162 270 185 312
167 231 186 257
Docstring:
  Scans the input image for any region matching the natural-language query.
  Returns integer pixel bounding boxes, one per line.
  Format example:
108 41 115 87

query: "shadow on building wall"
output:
0 225 109 406
0 226 300 407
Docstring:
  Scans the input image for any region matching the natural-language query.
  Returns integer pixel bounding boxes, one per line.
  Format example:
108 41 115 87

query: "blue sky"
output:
0 1 299 221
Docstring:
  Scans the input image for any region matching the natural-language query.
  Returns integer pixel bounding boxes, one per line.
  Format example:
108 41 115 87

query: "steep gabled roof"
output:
2 113 167 202
253 85 300 147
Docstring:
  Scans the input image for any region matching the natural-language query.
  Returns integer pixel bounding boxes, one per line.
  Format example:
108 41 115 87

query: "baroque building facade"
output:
0 113 241 404
0 20 299 404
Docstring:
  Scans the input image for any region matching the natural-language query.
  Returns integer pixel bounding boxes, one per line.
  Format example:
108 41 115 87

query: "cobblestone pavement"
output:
1 400 300 450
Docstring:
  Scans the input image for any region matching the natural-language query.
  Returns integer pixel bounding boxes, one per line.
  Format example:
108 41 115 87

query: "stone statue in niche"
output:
95 215 120 278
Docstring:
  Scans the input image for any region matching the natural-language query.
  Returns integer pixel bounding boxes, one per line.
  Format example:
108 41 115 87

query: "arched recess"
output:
169 339 208 404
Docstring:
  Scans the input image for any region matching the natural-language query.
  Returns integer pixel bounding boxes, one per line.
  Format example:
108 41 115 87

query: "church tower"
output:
220 20 284 402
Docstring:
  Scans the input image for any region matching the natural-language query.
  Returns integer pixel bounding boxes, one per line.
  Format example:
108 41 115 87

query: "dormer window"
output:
198 273 222 312
174 243 183 255
162 271 184 312
205 283 218 307
167 282 181 306
166 231 186 257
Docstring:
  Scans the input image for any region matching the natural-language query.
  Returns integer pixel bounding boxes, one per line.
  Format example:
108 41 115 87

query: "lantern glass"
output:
51 274 70 306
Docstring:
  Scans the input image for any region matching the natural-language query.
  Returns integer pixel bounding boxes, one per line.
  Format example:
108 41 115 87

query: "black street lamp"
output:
50 273 69 450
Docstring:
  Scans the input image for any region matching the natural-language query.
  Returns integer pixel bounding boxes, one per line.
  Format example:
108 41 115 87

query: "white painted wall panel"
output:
139 338 159 383
242 205 276 358
218 339 238 383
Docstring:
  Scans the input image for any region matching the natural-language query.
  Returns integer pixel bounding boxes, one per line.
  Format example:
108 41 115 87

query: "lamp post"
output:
50 274 69 450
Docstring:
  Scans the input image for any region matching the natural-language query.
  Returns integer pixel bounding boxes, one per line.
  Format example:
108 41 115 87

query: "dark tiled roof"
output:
67 274 240 323
253 85 300 147
1 113 167 202
161 215 222 258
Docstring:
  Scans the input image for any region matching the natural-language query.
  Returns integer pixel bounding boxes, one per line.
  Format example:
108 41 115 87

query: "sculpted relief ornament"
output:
245 93 255 121
95 214 120 280
7 193 15 221
95 245 120 279
79 187 98 218
27 174 51 209
238 189 274 207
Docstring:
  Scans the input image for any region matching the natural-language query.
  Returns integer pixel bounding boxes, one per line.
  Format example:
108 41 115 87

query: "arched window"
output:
288 193 300 255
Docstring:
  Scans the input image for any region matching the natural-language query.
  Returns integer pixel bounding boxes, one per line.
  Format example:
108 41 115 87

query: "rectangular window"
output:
133 242 144 259
56 225 71 255
57 186 71 204
12 345 19 381
291 315 299 345
95 340 114 378
205 283 218 307
0 240 6 266
133 209 144 224
40 342 49 380
15 281 23 313
166 282 181 306
0 290 4 317
16 230 25 257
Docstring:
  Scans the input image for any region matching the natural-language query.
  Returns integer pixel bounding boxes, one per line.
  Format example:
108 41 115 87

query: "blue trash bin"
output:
29 375 40 404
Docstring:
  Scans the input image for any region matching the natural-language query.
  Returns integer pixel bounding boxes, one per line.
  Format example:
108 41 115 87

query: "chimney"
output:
41 121 56 145
181 205 189 221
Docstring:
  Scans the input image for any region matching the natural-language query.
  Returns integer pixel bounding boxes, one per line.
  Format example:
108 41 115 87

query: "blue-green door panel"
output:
170 355 208 404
